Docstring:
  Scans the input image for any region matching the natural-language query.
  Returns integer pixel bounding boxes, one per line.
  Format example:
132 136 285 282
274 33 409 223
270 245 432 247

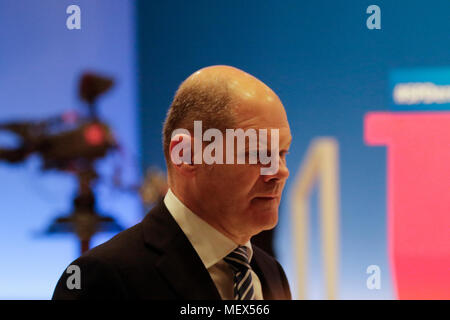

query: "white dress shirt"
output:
163 188 264 300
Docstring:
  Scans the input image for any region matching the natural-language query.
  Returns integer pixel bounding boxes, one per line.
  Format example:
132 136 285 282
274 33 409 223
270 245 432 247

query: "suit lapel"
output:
250 245 278 300
142 201 222 300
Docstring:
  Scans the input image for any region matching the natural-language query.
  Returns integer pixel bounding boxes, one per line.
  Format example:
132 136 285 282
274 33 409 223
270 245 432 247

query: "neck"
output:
169 186 252 245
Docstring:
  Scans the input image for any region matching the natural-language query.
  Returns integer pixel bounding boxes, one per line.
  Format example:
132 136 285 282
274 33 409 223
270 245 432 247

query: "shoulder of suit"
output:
76 221 150 268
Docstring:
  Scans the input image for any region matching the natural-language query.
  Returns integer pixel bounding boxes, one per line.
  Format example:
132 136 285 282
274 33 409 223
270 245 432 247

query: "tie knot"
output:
224 246 251 272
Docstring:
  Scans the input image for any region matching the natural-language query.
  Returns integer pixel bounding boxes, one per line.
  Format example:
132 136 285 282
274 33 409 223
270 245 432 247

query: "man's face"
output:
193 95 292 240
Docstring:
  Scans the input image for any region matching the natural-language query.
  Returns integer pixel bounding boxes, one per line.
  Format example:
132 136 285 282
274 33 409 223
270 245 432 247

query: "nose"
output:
262 155 289 183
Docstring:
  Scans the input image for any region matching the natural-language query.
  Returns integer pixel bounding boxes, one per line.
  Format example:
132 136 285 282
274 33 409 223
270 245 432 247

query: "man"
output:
52 65 292 300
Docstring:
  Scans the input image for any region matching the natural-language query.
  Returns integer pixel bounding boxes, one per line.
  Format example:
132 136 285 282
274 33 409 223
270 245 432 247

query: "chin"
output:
248 198 280 230
254 208 279 231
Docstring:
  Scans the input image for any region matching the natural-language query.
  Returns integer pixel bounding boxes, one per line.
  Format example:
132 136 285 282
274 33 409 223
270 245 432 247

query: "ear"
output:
169 132 196 177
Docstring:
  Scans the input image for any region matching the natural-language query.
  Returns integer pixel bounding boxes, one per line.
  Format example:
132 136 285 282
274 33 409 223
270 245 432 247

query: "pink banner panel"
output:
365 112 450 299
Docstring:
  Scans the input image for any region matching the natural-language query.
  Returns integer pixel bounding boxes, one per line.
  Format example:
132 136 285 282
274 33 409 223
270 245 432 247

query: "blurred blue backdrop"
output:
0 0 139 299
0 0 448 299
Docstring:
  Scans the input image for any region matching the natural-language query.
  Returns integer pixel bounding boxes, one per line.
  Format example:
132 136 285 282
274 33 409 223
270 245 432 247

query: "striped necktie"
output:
224 246 256 300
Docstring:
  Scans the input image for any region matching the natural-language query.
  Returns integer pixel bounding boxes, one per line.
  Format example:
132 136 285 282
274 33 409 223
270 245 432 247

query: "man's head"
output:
162 65 292 244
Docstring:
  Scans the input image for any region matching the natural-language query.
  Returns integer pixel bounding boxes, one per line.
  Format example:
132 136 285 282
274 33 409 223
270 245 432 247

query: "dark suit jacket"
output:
52 201 292 300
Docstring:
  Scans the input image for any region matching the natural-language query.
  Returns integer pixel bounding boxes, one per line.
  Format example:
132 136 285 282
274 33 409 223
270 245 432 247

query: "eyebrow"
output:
243 136 292 150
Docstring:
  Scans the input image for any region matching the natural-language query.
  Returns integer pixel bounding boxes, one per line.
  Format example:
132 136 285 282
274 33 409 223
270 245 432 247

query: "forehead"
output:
231 96 291 138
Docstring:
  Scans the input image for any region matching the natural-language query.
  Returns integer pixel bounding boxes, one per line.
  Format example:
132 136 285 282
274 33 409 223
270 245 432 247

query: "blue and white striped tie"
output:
224 246 255 300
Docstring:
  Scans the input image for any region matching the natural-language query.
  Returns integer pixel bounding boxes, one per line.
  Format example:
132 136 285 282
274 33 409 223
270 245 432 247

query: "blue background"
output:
0 0 449 299
0 0 139 299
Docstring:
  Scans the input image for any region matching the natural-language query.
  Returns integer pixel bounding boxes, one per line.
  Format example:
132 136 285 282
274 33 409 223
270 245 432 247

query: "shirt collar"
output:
163 188 253 269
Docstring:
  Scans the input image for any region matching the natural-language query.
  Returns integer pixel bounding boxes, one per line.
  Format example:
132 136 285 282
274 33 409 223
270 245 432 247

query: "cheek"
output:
225 165 261 194
199 164 261 198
